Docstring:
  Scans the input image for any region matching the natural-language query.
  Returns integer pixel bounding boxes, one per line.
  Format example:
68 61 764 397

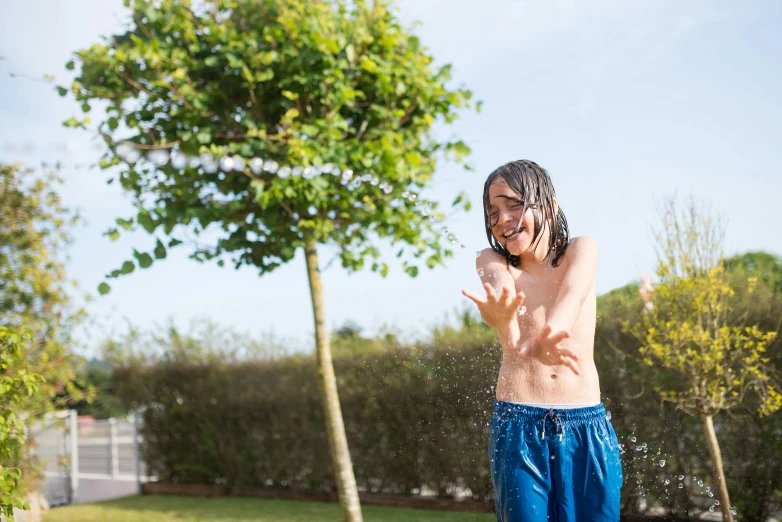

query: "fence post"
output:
69 410 79 504
109 417 119 477
134 409 143 495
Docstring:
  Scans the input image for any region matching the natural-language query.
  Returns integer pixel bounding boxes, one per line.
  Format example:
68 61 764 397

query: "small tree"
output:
64 1 476 520
626 196 781 521
0 327 41 521
1 162 89 514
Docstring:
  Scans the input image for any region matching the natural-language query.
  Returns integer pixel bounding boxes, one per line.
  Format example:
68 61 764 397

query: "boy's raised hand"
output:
462 282 525 327
517 324 581 376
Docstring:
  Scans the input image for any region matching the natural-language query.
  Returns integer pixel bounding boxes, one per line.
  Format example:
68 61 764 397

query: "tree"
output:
64 1 476 519
626 196 781 522
0 162 88 518
0 327 41 521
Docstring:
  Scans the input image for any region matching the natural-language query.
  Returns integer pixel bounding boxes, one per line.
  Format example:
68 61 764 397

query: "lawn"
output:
43 495 496 522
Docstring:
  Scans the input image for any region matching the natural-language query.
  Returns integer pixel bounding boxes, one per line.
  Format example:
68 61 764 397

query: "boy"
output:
462 160 622 521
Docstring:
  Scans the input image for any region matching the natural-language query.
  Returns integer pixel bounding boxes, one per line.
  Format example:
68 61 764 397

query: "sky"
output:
1 0 780 358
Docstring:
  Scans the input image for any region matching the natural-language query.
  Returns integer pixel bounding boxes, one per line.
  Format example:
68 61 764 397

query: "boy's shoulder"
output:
562 235 599 267
566 235 598 253
476 248 508 269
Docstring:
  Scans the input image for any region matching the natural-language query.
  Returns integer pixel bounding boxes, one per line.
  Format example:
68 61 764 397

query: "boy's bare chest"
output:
509 268 565 332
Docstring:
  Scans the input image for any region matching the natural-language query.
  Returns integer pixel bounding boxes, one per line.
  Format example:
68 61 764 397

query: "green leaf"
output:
117 217 134 230
133 250 153 269
97 282 111 295
105 228 120 242
197 131 212 144
137 212 155 233
56 86 68 97
65 60 74 71
120 261 135 275
63 116 81 128
154 239 167 259
168 238 183 247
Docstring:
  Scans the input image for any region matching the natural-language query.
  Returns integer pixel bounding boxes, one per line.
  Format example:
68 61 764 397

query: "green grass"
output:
43 495 496 522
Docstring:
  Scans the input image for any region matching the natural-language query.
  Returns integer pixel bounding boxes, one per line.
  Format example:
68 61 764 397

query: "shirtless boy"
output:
462 160 622 521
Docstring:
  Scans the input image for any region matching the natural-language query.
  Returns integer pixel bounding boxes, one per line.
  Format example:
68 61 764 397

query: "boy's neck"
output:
519 230 554 272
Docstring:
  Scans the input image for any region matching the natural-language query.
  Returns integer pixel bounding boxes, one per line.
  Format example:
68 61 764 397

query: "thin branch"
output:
397 101 418 128
213 133 289 144
114 68 153 96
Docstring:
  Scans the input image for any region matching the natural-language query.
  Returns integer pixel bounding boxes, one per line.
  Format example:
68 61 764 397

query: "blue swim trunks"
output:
489 400 623 522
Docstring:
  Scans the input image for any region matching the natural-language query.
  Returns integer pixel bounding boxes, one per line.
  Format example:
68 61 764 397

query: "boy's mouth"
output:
503 227 523 241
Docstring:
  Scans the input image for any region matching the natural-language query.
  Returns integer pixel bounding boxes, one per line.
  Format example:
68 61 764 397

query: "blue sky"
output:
1 0 780 357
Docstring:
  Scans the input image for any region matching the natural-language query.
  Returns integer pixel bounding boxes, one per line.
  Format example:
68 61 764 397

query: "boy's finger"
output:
548 330 570 346
483 282 498 302
461 289 485 305
556 347 579 361
562 357 581 376
498 287 513 307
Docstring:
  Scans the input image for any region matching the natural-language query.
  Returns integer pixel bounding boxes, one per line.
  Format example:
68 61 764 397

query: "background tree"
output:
0 327 41 521
625 196 781 521
64 1 476 519
0 162 88 517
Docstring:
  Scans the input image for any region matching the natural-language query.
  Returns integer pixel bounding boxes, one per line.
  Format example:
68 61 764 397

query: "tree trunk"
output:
700 413 733 522
303 239 363 522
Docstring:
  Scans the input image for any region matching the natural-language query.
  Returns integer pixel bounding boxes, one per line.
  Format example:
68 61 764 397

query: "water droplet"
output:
477 268 484 277
730 507 737 515
493 272 498 279
219 155 235 171
250 157 264 174
518 306 527 316
171 152 187 169
659 460 666 467
631 437 636 442
709 506 715 513
678 483 684 489
678 475 684 480
664 479 670 485
698 480 703 487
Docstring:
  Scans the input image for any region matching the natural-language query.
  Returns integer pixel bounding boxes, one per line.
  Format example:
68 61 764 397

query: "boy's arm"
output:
545 236 598 335
476 250 522 350
475 250 517 328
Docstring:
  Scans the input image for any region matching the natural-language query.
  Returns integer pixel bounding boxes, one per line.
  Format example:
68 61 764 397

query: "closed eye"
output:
490 203 524 224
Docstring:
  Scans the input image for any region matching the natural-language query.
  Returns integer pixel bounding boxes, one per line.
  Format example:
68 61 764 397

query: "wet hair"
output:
482 159 570 270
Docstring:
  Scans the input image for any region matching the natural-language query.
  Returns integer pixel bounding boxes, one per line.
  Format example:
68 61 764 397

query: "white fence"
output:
32 410 156 505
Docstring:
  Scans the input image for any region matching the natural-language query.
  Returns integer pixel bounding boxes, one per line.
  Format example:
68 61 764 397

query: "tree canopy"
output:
64 0 477 295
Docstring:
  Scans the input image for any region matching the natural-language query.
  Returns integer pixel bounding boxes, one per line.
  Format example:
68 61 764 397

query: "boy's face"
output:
488 180 540 256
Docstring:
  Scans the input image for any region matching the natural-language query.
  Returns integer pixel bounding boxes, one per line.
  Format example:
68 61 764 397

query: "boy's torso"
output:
488 245 601 405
